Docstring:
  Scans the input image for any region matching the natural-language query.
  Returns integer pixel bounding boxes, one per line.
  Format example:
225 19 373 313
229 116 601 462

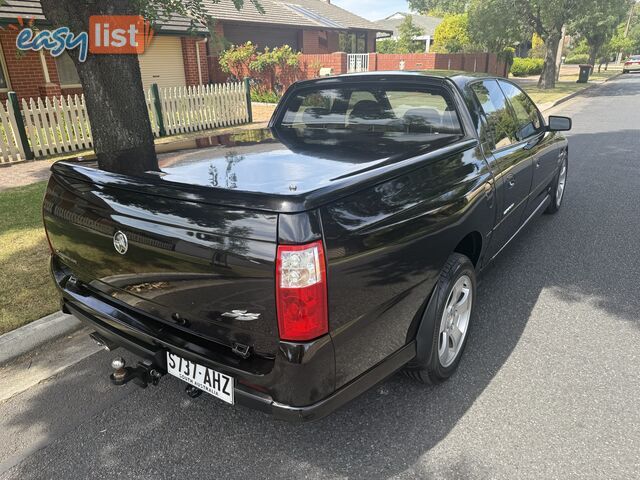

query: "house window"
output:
55 52 81 87
0 43 11 91
339 32 368 53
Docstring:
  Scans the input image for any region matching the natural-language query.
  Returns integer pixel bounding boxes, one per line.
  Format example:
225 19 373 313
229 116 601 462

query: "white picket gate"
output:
0 80 250 164
0 99 26 164
347 54 370 73
159 82 249 136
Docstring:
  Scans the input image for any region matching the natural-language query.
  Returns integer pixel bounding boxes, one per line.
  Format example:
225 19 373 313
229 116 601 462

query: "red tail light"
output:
276 240 328 342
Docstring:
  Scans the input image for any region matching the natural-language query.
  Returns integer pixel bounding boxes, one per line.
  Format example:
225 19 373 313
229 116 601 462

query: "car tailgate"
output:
43 164 279 357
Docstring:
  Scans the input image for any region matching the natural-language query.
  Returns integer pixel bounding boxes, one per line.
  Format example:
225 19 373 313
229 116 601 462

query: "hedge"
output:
510 57 544 77
564 54 589 65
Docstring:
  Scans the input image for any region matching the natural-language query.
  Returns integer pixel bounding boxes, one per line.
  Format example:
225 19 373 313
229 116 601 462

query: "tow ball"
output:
110 357 163 388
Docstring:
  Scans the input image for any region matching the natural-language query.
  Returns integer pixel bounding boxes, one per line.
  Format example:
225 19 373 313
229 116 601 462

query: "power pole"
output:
556 25 566 81
617 2 635 63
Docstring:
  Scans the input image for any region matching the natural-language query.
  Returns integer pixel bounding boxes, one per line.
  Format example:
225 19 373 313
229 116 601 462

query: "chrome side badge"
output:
222 310 261 321
113 231 128 255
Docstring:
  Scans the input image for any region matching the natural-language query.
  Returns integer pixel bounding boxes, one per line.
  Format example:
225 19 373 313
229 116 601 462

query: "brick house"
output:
0 0 386 100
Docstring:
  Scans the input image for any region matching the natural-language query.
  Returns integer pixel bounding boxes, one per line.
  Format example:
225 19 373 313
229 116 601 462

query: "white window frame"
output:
0 42 12 93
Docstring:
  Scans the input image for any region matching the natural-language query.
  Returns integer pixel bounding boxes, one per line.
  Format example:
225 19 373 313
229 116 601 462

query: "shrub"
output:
565 54 589 65
528 33 546 59
219 42 257 79
250 90 280 103
510 57 544 77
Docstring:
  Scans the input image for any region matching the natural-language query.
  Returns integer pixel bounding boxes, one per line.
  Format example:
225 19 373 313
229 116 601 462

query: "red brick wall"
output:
182 36 210 86
319 52 507 76
0 29 56 100
374 53 437 71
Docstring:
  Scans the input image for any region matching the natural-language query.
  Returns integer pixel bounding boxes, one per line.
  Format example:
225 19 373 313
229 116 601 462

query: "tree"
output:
570 0 630 66
40 0 261 174
432 13 472 53
515 0 596 89
377 38 399 54
397 15 425 53
407 0 469 16
468 0 526 54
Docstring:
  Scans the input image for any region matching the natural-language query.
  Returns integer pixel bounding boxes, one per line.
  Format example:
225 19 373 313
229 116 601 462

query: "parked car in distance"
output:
623 55 640 73
43 72 571 422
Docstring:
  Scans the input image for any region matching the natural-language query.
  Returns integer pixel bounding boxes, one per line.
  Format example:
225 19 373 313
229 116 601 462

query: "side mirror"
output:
547 115 572 132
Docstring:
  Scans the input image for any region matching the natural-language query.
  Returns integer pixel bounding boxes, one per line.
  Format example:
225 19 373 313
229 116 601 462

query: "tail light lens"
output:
276 240 328 342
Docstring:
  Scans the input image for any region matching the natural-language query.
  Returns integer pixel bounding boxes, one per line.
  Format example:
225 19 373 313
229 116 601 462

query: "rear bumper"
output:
52 257 414 422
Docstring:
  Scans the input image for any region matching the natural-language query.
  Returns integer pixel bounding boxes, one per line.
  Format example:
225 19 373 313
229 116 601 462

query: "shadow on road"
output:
1 140 638 477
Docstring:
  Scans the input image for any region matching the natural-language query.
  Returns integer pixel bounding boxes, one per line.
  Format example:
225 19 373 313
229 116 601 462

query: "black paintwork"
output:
43 72 569 421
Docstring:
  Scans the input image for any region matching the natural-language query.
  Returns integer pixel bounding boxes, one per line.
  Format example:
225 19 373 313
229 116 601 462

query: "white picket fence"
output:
21 95 93 158
0 80 250 164
160 82 250 135
0 99 26 164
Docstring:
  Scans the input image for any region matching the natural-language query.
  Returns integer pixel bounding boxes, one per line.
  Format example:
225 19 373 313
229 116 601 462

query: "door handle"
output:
506 174 516 188
535 158 541 168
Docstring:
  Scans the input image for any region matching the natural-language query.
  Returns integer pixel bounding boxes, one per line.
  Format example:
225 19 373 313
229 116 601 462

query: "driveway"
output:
1 74 639 480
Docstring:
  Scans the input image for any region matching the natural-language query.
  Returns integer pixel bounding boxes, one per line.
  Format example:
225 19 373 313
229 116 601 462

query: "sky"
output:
331 0 409 21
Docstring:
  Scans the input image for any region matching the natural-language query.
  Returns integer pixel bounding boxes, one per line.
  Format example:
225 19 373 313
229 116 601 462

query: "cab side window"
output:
498 80 543 141
470 80 518 151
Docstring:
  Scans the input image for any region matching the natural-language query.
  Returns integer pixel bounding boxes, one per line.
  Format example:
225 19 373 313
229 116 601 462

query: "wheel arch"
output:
453 231 483 267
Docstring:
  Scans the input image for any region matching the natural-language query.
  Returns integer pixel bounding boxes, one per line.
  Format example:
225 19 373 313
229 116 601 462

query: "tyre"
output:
405 253 476 384
623 69 628 74
545 154 568 214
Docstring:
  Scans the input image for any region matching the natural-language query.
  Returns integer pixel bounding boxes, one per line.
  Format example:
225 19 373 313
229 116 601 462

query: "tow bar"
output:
110 357 163 389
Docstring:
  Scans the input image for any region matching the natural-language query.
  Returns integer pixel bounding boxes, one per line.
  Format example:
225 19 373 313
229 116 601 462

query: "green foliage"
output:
250 90 280 103
528 33 546 58
377 39 399 54
571 39 590 55
569 0 630 64
510 57 544 76
218 41 257 78
499 47 515 67
564 53 589 64
249 45 299 73
408 0 469 16
220 43 300 99
397 15 426 53
432 13 472 53
468 0 525 53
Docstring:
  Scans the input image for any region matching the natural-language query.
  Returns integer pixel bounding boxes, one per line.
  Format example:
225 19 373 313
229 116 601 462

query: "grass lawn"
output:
519 69 620 106
521 82 586 105
0 181 58 335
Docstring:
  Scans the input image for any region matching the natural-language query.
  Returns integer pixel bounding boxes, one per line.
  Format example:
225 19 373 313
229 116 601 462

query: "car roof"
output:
293 70 496 90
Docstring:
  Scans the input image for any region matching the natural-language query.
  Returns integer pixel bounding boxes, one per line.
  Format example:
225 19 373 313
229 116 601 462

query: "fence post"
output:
150 83 166 137
244 77 253 123
7 92 33 160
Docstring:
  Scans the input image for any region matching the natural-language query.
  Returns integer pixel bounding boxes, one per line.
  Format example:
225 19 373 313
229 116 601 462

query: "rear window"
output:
275 84 464 157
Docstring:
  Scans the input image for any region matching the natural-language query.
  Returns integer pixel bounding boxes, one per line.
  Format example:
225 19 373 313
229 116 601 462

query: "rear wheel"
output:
406 253 476 384
545 155 568 214
623 69 629 74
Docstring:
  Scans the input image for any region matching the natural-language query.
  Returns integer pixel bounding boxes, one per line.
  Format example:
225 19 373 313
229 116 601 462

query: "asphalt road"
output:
1 74 640 480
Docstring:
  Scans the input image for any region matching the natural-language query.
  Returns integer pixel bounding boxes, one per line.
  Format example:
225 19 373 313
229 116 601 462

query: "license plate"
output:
166 352 234 404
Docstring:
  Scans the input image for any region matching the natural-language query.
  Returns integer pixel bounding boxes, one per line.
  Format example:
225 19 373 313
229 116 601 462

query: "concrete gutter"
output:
0 311 81 365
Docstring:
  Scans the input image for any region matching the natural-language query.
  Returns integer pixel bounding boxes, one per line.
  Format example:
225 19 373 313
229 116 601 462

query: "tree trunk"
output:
40 0 158 174
588 47 598 68
538 31 561 89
